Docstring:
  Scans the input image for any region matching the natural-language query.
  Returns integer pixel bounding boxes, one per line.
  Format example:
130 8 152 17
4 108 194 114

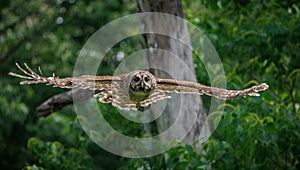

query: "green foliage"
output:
121 0 300 169
202 101 299 169
1 0 134 169
1 0 299 169
26 137 92 170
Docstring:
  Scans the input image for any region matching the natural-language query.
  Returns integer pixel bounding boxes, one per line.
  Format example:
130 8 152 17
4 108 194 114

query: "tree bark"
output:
36 88 94 117
137 0 209 144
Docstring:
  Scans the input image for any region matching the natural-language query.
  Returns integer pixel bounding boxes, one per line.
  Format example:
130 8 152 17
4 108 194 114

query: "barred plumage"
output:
9 63 269 111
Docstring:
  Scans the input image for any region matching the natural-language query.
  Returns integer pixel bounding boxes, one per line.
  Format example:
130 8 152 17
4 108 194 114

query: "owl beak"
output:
140 82 144 89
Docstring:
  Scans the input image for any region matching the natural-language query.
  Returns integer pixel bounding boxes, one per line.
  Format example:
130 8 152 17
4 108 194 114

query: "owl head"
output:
127 70 156 92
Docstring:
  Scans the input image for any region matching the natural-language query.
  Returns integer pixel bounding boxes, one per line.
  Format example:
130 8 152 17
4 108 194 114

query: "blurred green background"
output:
1 0 299 169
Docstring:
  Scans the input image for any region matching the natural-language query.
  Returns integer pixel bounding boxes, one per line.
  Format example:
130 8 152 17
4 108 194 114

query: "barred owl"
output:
9 63 269 111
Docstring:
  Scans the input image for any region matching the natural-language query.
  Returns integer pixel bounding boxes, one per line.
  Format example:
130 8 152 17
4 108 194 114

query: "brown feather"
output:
156 78 269 100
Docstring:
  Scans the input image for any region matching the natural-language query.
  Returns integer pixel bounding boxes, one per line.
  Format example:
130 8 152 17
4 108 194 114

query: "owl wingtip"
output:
261 83 269 90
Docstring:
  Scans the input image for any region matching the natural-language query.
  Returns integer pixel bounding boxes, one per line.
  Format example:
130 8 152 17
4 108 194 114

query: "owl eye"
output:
144 76 149 82
134 76 140 82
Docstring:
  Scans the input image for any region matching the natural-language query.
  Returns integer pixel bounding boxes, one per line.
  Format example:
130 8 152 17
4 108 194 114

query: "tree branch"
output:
36 88 94 117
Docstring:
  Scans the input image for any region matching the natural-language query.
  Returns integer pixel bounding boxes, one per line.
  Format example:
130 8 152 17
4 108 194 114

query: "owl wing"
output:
9 63 151 111
156 78 269 100
9 63 125 89
9 63 130 106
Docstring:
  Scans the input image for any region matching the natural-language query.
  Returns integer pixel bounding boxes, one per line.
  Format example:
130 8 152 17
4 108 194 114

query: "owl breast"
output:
128 88 151 103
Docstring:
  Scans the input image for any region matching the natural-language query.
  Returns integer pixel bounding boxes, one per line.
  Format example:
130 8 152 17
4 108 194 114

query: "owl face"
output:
129 71 156 92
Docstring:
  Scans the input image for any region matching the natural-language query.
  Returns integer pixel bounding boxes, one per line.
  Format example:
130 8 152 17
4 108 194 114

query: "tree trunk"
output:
137 0 209 144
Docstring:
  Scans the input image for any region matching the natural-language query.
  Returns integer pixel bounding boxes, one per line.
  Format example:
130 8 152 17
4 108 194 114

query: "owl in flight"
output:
9 63 269 111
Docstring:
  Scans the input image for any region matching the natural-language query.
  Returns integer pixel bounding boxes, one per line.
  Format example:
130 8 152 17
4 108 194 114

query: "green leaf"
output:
264 116 274 123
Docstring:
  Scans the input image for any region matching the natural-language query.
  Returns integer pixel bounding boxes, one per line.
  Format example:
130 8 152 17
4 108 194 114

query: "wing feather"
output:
156 78 269 100
110 81 138 110
140 91 171 107
9 63 124 92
